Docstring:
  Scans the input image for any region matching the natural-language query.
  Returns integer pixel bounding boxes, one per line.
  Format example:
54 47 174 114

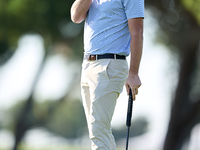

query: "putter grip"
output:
126 88 133 127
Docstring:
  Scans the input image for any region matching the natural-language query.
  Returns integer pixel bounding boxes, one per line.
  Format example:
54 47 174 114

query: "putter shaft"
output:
125 88 133 150
126 126 130 150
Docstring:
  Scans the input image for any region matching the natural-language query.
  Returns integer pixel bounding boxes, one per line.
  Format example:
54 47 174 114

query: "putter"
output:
126 88 134 150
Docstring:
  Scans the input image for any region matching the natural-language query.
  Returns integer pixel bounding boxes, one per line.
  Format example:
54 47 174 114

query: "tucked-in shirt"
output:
84 0 144 56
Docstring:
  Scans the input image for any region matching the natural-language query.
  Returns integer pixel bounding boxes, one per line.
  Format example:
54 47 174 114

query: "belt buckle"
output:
89 55 97 61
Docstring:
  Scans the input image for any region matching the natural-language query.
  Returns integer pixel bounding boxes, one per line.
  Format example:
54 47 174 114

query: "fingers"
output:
125 83 130 95
131 86 139 101
135 87 138 95
126 83 140 101
125 74 141 100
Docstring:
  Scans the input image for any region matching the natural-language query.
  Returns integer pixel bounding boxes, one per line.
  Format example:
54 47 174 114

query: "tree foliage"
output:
0 0 200 149
181 0 200 25
0 0 73 42
43 99 87 139
0 0 84 63
7 99 87 139
146 0 200 149
113 117 148 142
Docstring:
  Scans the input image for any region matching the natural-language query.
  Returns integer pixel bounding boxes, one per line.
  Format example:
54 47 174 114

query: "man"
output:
71 0 144 149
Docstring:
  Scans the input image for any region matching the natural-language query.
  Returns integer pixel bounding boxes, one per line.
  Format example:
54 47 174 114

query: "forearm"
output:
128 18 143 75
129 33 143 75
71 0 92 23
125 18 143 98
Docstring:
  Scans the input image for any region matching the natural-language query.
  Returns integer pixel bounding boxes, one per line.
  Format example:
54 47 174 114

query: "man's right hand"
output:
71 0 92 23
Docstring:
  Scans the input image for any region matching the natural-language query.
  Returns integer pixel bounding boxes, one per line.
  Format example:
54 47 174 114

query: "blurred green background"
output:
0 0 200 150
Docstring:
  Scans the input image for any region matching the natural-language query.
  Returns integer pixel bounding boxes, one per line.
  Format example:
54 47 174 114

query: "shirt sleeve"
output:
122 0 144 19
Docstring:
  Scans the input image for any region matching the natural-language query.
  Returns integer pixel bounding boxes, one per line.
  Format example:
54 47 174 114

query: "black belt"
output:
84 54 126 61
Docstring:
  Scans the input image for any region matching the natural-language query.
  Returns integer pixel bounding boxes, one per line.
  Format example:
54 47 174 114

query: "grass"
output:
0 144 161 150
0 145 126 150
0 147 158 150
1 145 197 150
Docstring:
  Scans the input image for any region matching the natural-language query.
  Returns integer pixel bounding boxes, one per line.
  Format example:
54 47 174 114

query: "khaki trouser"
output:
81 58 128 150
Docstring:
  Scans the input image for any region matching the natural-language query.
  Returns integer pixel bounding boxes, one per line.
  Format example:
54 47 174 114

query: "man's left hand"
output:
125 73 141 100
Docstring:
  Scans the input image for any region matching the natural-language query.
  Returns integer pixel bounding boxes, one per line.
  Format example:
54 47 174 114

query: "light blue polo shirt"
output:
84 0 144 56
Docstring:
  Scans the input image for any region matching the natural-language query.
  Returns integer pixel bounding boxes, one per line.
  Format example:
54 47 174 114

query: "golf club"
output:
126 88 133 150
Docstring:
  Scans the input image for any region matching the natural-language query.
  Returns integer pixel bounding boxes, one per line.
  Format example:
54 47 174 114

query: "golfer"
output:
71 0 144 149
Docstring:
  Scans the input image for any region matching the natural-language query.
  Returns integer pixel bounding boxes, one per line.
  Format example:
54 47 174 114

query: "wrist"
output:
128 70 139 76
